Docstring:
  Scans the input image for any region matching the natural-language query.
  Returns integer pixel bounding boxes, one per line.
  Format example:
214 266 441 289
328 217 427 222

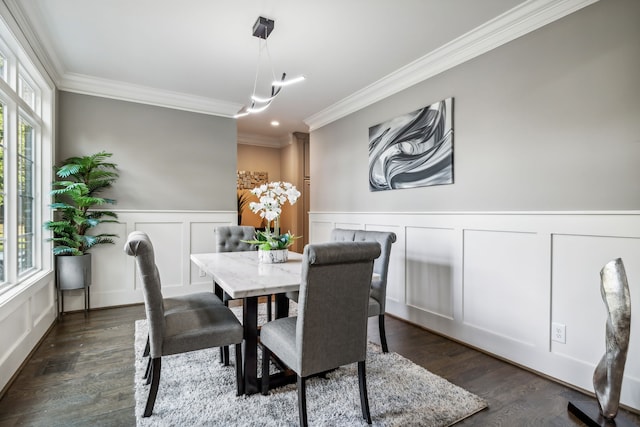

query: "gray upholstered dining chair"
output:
215 225 256 253
261 241 381 426
125 231 244 418
286 228 396 352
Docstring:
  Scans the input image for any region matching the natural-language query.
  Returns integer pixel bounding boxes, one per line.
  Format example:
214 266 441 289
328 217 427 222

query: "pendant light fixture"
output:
234 16 305 119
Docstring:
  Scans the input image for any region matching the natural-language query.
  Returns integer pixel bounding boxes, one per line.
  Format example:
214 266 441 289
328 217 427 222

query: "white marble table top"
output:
190 251 303 299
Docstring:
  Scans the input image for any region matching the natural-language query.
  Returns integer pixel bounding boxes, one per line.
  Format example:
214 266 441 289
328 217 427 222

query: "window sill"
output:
0 269 54 308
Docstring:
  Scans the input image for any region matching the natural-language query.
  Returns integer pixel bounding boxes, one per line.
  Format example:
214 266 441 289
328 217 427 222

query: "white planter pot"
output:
258 248 288 264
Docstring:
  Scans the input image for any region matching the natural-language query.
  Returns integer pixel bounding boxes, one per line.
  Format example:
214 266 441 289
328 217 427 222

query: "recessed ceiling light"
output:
271 121 280 126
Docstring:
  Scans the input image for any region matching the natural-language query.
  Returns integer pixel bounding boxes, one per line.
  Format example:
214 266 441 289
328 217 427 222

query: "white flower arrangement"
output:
246 181 302 250
249 181 301 225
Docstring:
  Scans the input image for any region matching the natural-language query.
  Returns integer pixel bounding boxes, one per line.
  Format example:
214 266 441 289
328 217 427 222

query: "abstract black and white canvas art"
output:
369 97 453 191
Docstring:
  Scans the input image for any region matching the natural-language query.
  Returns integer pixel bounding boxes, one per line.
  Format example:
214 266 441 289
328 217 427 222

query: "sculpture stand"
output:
568 401 636 427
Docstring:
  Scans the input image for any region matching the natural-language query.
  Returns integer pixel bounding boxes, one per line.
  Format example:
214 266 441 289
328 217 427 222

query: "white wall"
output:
308 0 640 411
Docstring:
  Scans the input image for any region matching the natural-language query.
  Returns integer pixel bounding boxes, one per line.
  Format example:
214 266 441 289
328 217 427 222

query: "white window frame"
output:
0 10 53 299
0 49 7 82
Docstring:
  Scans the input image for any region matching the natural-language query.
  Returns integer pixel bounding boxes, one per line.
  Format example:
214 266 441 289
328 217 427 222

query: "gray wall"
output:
311 0 640 212
57 92 237 211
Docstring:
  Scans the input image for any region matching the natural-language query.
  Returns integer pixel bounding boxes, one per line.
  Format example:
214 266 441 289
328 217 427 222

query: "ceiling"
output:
10 0 575 145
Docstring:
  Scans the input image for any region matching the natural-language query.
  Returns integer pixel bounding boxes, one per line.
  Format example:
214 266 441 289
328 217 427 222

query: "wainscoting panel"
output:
406 226 456 319
0 302 30 365
314 221 338 243
190 222 219 253
0 299 31 395
92 221 129 292
31 282 54 327
0 272 56 396
308 211 640 411
550 234 640 383
463 229 542 346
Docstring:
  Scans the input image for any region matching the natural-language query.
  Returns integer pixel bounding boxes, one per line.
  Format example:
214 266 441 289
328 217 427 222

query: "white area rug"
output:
134 307 487 426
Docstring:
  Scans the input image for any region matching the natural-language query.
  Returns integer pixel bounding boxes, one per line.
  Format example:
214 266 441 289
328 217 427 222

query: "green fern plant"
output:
44 151 119 256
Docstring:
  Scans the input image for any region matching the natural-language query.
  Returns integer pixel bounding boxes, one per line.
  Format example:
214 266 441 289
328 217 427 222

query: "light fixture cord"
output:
249 35 264 108
264 35 278 87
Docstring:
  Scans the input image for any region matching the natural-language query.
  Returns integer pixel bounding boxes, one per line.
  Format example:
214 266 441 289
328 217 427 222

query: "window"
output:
0 13 53 296
0 103 4 283
18 75 35 110
0 51 6 82
17 117 34 274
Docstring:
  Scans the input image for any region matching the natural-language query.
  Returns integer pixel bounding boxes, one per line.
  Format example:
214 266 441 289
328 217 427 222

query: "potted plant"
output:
243 181 301 263
237 189 252 225
44 151 119 292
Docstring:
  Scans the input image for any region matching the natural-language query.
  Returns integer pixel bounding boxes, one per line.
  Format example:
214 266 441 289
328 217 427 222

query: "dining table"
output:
190 250 303 395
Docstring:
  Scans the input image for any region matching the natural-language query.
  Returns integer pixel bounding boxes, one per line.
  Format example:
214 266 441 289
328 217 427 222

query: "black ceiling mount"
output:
252 16 274 39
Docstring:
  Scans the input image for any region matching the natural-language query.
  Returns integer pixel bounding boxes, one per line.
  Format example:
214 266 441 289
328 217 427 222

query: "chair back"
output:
330 229 396 311
216 226 256 252
124 231 165 358
296 241 381 377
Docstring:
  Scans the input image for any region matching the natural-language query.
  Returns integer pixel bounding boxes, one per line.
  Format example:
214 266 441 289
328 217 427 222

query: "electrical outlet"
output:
198 268 206 278
551 322 566 343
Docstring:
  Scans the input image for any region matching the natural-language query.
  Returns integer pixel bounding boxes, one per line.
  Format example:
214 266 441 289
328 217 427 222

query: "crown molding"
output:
304 0 599 131
5 0 599 124
59 72 242 117
237 132 291 148
5 0 241 118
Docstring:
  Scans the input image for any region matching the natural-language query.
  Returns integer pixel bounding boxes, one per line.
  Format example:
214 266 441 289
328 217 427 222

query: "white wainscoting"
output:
0 272 56 394
309 211 640 411
59 210 237 312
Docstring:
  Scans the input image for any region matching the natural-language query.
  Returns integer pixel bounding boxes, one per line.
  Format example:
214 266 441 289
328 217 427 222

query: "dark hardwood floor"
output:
0 304 638 426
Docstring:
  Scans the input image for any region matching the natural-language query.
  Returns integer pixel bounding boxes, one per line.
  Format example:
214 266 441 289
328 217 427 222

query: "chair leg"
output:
143 356 152 381
143 357 162 418
142 336 151 380
235 343 244 396
261 345 270 395
378 314 389 353
297 375 308 427
358 361 372 424
223 345 230 366
143 335 150 357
